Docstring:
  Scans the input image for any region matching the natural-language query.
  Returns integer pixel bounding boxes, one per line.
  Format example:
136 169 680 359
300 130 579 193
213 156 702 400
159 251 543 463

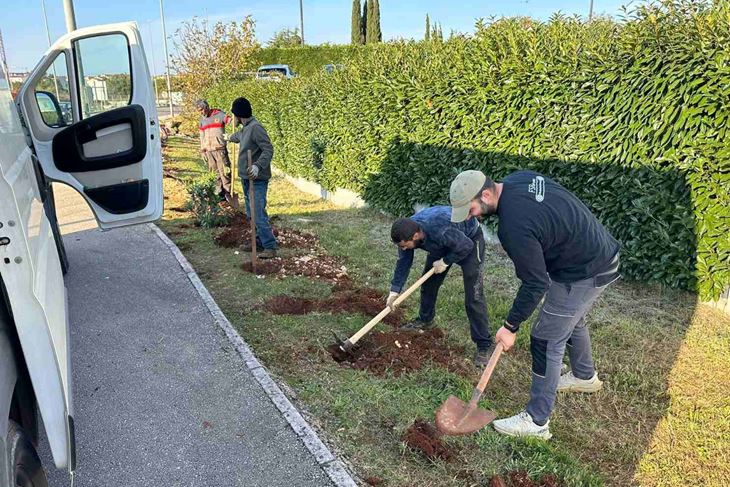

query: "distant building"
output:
8 72 30 84
85 76 108 102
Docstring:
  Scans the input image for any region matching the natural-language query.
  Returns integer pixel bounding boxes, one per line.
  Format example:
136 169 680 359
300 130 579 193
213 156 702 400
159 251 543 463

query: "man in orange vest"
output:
196 99 233 205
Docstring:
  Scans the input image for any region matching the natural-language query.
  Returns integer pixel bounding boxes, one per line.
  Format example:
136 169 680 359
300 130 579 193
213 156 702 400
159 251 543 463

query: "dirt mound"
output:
241 253 348 283
489 472 561 487
215 214 318 250
402 420 457 462
364 477 384 486
263 287 404 325
327 328 470 377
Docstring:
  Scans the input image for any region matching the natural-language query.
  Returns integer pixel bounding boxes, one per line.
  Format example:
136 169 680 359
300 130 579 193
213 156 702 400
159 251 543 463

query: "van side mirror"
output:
35 91 67 128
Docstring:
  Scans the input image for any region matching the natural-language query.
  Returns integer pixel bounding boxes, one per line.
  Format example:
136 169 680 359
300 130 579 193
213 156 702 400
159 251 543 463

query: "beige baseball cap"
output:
450 170 487 222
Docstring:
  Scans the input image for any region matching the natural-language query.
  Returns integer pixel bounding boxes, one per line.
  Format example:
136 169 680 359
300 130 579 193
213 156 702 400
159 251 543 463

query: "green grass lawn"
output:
159 136 730 487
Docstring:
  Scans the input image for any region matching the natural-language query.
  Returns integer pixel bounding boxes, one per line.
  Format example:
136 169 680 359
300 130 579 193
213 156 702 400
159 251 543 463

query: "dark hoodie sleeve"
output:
390 248 414 293
441 227 474 265
500 226 550 328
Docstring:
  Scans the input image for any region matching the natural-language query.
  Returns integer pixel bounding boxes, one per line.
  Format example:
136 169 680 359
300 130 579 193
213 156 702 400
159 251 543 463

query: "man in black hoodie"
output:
450 170 620 440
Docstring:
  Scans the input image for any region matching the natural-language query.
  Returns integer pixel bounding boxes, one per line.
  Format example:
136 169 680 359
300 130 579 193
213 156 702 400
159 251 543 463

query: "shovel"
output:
246 149 257 273
435 342 504 436
332 268 436 353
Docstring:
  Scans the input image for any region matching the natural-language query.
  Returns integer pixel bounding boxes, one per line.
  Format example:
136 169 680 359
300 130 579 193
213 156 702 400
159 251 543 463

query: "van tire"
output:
6 420 48 487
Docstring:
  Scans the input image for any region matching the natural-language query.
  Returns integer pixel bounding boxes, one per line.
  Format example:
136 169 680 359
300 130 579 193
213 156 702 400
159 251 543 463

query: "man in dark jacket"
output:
227 97 278 258
450 169 621 440
388 206 494 366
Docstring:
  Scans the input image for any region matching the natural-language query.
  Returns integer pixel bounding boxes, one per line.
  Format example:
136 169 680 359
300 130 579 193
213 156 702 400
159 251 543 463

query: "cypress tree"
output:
425 14 430 42
367 0 382 43
351 0 361 45
360 0 368 44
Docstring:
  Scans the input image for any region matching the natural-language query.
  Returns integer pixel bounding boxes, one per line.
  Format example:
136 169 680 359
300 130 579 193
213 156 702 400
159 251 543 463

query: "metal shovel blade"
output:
435 395 497 436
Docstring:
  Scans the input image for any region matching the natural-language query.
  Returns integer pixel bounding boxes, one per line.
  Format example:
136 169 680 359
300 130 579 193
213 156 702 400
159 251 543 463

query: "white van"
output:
0 22 162 485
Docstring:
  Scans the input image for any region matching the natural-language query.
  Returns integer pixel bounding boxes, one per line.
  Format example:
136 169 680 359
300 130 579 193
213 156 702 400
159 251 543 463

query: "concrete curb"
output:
149 224 358 487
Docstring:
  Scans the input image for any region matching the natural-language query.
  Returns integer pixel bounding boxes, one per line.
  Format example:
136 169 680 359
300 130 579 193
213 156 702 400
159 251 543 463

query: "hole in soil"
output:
364 477 384 486
326 328 470 377
215 213 318 249
263 287 404 325
402 419 457 462
241 254 348 283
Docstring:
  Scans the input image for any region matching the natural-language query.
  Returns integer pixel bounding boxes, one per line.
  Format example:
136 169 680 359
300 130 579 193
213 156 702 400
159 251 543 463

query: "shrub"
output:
186 174 230 228
206 1 730 300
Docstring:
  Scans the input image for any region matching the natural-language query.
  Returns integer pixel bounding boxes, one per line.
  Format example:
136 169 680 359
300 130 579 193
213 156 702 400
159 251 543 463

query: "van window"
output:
74 33 132 119
35 52 72 128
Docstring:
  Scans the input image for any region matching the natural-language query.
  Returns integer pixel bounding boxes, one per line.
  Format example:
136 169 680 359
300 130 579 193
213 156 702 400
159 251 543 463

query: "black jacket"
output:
498 171 620 327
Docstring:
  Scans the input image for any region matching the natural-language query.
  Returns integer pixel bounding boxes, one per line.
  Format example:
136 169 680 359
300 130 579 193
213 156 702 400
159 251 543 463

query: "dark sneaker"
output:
400 319 435 331
242 242 264 252
473 344 496 368
259 248 277 259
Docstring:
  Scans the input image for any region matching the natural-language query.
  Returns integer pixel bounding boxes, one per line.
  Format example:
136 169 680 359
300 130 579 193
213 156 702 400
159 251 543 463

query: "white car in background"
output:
255 64 296 81
0 21 162 486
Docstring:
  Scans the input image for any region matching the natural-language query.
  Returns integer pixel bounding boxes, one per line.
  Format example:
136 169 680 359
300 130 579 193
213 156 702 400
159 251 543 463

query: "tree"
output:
268 27 302 48
367 0 382 43
171 17 259 130
425 14 430 42
351 0 362 45
431 22 443 42
360 0 368 44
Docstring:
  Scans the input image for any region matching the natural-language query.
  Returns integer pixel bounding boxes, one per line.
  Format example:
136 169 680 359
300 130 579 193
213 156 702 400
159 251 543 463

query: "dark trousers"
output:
418 230 493 349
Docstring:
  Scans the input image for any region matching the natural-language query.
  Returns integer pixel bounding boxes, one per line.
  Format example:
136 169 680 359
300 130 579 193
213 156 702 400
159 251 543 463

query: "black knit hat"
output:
231 97 252 118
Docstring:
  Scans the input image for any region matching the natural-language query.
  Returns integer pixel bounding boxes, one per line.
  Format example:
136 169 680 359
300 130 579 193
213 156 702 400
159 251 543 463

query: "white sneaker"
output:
492 411 552 440
557 371 603 393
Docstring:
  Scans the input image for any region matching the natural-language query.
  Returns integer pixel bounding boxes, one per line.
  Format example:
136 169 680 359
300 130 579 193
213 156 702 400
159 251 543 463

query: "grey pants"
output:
204 149 232 197
526 257 620 424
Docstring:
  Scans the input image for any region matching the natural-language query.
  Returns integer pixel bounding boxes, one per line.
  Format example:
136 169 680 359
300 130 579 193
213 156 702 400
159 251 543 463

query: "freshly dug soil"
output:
215 214 318 250
402 420 457 462
263 287 404 325
241 254 348 283
327 328 470 377
364 477 384 486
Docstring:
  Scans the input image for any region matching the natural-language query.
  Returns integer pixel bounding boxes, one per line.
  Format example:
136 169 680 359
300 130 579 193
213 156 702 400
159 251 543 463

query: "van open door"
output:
17 22 162 229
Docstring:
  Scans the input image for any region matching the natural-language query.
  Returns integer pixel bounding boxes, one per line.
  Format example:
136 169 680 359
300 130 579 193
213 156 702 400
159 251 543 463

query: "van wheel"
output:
6 421 48 487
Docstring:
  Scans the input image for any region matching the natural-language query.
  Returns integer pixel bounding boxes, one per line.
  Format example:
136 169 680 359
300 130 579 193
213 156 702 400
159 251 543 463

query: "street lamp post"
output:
299 0 305 45
589 0 594 21
159 0 174 119
40 0 60 99
63 0 77 33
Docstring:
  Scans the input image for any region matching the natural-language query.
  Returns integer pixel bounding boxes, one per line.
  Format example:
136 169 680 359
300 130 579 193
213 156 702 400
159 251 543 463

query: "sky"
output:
2 0 640 73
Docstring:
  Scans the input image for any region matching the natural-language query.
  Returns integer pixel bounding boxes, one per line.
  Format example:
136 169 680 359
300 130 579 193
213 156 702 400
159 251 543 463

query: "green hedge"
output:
250 45 364 76
209 2 730 300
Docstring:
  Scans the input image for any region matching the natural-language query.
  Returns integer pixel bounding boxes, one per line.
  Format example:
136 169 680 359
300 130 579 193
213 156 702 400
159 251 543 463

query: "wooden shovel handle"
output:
247 150 257 268
347 268 437 345
475 342 503 394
